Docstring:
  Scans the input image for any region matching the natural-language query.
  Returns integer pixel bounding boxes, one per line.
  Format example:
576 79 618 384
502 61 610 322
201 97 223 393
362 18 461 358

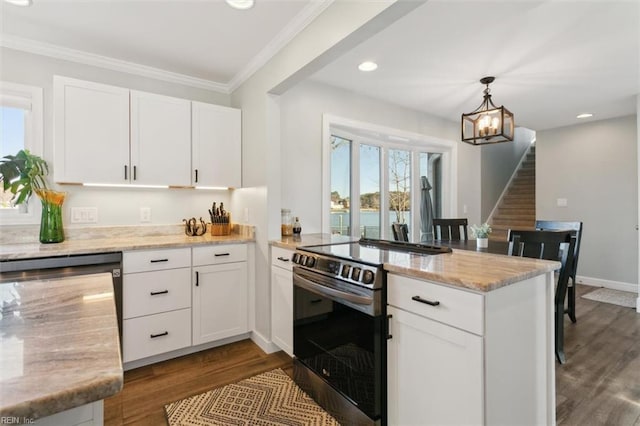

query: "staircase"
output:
489 146 536 241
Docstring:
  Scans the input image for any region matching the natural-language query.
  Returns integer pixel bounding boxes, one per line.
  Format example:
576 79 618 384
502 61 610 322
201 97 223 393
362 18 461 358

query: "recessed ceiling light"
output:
4 0 32 6
358 61 378 72
576 113 593 119
225 0 254 10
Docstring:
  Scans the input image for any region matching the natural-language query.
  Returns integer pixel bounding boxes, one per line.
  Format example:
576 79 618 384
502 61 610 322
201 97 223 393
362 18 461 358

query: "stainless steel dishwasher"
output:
0 252 123 344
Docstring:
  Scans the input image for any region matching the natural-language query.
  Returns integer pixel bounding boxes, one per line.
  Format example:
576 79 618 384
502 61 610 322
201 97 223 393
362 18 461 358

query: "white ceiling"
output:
311 0 640 131
0 0 325 90
1 0 638 131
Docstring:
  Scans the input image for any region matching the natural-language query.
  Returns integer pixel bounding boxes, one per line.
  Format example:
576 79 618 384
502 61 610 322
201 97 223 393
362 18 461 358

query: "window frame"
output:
322 114 458 241
0 81 45 225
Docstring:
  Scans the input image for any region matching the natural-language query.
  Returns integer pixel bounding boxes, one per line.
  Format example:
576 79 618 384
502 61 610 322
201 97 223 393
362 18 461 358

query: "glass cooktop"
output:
298 238 451 266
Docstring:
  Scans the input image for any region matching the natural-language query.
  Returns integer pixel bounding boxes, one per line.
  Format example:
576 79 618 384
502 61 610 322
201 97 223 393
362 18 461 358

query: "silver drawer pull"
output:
150 331 168 339
150 259 169 263
411 295 440 306
150 290 169 296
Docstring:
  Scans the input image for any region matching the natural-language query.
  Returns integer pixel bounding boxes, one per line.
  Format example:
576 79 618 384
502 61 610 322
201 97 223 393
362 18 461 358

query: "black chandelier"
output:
461 76 514 145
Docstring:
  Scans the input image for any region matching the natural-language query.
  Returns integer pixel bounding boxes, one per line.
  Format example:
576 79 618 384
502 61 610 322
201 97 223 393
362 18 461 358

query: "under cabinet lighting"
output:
576 113 593 119
195 186 231 190
83 183 169 189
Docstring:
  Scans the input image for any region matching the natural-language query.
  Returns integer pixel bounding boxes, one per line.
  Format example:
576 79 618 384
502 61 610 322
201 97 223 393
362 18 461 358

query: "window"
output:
323 116 456 241
0 82 44 223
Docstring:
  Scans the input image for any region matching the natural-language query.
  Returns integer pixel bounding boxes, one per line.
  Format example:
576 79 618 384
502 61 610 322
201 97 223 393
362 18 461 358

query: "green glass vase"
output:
36 189 66 244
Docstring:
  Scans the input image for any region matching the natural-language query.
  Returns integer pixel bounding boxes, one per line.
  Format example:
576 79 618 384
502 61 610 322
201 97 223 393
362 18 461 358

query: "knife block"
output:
210 217 231 236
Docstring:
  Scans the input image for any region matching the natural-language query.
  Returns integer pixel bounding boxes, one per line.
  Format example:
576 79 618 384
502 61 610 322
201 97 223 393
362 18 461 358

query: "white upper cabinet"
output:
192 101 241 188
54 76 130 184
130 91 191 187
53 76 241 187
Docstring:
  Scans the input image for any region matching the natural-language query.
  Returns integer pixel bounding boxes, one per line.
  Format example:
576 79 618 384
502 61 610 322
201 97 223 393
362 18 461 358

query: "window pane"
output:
389 149 411 235
360 144 380 238
0 106 26 208
330 136 351 235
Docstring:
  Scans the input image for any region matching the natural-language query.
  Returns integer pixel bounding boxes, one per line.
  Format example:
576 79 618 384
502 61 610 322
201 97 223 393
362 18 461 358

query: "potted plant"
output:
0 149 66 243
470 223 491 248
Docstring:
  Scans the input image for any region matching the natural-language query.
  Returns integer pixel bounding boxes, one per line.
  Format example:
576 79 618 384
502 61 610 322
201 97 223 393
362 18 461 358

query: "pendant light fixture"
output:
461 76 514 145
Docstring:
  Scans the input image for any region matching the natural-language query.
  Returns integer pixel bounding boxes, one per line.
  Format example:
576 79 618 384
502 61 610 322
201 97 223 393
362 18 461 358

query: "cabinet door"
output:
192 101 241 188
387 306 484 426
271 266 293 356
53 76 129 184
192 262 248 345
131 91 191 186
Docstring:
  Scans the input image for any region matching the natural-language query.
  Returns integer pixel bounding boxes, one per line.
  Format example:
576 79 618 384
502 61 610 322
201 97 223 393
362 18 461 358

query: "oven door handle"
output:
293 273 373 306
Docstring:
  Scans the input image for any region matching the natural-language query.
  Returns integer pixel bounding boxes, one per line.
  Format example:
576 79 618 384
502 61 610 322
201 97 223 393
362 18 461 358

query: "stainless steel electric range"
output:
291 238 452 426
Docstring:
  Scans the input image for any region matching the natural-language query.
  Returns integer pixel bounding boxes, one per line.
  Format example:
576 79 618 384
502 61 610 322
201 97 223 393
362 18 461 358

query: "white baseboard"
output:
250 330 281 354
576 275 639 294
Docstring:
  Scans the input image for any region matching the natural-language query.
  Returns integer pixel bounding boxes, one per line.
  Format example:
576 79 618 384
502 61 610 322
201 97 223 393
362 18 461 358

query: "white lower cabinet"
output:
270 247 293 356
123 308 191 363
387 306 483 425
387 272 555 426
192 245 248 345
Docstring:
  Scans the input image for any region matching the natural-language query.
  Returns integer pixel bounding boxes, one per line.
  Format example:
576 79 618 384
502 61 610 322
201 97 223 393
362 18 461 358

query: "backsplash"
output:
0 223 255 245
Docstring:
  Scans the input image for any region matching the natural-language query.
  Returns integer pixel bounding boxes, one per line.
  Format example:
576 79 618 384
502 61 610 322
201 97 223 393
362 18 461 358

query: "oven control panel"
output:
291 252 381 289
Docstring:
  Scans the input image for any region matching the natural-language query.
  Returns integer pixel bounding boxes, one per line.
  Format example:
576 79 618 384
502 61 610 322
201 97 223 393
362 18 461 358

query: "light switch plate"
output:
557 198 568 207
71 207 98 224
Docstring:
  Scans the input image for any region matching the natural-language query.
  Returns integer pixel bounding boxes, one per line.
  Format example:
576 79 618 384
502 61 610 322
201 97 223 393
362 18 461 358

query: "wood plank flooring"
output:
105 284 640 425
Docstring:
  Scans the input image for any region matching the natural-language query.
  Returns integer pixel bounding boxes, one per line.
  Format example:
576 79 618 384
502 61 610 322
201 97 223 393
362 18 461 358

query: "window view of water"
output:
331 211 411 238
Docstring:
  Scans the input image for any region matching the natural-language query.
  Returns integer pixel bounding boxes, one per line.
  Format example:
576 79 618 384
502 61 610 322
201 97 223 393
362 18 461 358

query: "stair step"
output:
498 207 534 215
491 218 535 226
493 213 535 221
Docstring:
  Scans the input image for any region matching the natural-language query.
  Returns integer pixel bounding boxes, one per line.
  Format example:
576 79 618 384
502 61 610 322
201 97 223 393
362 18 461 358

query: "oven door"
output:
293 267 385 422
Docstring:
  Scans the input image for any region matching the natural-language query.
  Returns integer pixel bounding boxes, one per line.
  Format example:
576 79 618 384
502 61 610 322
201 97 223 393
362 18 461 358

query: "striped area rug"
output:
164 369 340 426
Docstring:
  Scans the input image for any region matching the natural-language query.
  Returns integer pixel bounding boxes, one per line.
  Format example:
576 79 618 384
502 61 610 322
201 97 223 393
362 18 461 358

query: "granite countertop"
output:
384 249 559 292
271 234 558 293
0 273 123 421
0 224 255 261
270 233 356 250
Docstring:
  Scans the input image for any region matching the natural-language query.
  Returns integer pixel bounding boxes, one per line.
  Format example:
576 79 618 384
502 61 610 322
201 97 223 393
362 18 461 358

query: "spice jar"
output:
293 217 302 235
281 209 293 236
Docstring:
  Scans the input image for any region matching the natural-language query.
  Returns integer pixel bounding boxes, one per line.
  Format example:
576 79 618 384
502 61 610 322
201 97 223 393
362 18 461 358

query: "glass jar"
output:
281 208 293 236
293 217 302 235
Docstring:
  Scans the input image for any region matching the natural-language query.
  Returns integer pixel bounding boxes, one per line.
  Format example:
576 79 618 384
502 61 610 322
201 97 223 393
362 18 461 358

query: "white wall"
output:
230 1 420 348
278 80 480 233
0 47 231 226
537 115 638 289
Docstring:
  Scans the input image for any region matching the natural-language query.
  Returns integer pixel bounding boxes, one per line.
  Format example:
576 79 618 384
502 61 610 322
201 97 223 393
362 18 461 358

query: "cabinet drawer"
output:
271 246 294 271
124 248 191 273
193 244 247 266
388 274 484 335
123 308 191 363
123 268 191 319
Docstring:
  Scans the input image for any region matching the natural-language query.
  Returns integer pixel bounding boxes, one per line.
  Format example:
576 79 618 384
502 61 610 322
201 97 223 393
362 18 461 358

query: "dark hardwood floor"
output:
556 285 640 425
105 284 640 425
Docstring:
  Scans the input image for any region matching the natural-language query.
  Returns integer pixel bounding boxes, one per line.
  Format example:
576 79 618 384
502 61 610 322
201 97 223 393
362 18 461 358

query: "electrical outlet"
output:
140 207 151 223
71 207 98 224
463 204 468 214
244 208 249 223
557 198 568 207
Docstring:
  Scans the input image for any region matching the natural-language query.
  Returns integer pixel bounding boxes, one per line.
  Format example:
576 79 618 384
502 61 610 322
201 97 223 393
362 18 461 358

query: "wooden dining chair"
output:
392 223 409 242
433 218 468 241
508 229 576 364
535 220 583 323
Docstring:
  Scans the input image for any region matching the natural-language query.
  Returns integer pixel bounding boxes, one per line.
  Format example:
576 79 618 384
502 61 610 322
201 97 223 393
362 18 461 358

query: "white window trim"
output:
322 113 458 240
0 81 44 225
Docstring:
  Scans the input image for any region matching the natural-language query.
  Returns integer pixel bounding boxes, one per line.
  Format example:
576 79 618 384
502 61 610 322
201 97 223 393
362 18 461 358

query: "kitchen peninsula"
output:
273 235 559 425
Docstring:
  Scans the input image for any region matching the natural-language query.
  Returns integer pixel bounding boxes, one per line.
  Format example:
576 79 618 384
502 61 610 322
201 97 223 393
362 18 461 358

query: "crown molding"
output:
0 1 334 95
0 34 230 94
227 0 334 92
